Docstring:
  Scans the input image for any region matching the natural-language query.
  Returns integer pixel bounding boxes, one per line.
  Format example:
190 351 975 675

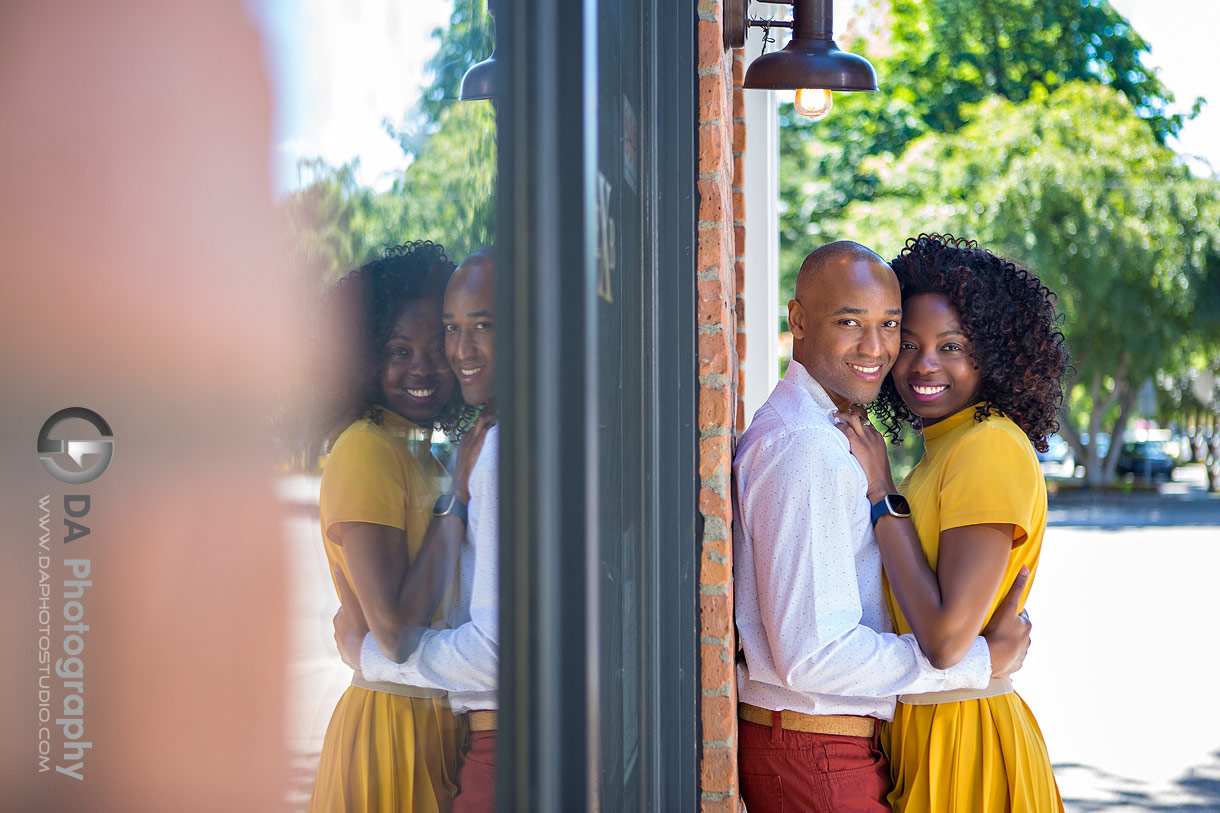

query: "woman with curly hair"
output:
835 233 1067 811
308 242 481 813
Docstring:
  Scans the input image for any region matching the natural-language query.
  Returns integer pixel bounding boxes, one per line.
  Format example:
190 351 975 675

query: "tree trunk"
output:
1102 385 1139 483
1058 405 1084 477
1083 401 1108 488
1206 413 1219 493
1188 405 1205 463
1077 366 1133 488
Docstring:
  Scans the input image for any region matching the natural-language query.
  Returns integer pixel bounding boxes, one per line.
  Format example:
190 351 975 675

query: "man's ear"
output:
787 298 805 339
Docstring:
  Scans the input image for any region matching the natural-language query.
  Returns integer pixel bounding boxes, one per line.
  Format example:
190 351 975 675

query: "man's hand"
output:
982 567 1032 679
332 565 369 671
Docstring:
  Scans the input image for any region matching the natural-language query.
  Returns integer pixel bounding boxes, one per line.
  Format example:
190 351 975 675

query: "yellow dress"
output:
308 408 463 813
885 406 1063 812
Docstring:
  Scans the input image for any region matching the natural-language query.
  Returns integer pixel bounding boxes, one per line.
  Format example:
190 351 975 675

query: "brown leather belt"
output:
466 710 498 731
738 702 877 737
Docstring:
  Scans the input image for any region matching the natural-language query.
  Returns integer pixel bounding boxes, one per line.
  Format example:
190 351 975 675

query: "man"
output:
335 247 500 812
734 241 1031 812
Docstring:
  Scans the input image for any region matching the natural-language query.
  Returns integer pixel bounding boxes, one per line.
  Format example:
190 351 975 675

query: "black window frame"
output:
496 0 698 809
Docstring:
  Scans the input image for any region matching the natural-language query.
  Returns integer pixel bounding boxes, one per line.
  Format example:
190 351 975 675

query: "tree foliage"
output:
278 0 498 289
371 100 497 267
832 82 1220 484
281 101 497 288
885 0 1189 140
779 0 1197 288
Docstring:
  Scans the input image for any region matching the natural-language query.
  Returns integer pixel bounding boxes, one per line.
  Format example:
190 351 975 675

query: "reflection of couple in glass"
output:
308 243 500 813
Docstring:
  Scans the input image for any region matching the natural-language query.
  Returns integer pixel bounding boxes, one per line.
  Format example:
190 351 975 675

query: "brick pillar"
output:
695 3 745 811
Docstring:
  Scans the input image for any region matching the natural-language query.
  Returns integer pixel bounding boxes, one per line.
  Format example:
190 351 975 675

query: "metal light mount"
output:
725 0 878 100
459 0 497 101
724 0 782 50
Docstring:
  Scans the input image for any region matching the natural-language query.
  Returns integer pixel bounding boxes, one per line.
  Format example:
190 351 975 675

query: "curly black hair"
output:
312 241 477 449
871 234 1069 453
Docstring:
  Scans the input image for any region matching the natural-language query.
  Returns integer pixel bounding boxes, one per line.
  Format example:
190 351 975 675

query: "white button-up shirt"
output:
360 425 499 714
734 361 991 720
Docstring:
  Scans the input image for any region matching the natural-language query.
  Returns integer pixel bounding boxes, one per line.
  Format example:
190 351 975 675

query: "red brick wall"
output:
696 3 744 810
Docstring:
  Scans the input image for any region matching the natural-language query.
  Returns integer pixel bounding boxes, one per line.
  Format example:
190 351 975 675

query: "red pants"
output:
451 730 496 813
738 714 891 813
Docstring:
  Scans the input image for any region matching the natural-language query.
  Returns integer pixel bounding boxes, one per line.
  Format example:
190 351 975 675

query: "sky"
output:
250 0 451 192
1108 0 1219 175
251 0 1219 193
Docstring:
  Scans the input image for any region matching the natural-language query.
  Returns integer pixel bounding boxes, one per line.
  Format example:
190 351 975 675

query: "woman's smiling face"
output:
890 293 983 427
378 298 456 423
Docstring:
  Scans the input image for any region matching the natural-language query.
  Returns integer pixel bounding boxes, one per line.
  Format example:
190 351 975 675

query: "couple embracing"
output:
735 235 1068 812
308 244 501 813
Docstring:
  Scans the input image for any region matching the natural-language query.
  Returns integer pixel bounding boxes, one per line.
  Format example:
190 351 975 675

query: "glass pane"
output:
595 0 648 806
252 2 501 809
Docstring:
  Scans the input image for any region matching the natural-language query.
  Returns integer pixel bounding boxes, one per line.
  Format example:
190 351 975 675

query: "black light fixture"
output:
725 0 878 120
459 0 496 101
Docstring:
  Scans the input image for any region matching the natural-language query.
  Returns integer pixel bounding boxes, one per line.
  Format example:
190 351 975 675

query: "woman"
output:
308 242 478 813
836 234 1067 812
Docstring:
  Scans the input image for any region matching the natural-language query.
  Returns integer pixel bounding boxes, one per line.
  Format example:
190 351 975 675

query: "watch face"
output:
434 494 455 515
889 494 910 515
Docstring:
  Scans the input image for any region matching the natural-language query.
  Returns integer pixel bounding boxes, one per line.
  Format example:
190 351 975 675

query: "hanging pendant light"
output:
459 0 497 101
726 0 878 120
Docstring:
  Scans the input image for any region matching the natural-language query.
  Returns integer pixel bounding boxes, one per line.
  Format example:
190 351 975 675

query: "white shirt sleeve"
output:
740 424 990 698
360 430 499 692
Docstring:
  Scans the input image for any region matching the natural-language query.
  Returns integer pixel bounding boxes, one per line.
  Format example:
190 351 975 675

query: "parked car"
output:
1036 433 1075 477
1115 440 1176 480
1036 433 1071 464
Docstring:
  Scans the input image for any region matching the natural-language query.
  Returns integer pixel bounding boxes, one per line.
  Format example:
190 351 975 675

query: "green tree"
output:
280 100 498 286
835 82 1220 485
280 159 377 288
279 0 498 286
885 0 1189 140
380 100 497 263
779 0 1197 296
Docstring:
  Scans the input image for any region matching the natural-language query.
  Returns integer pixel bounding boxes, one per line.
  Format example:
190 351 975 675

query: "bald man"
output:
732 241 1031 812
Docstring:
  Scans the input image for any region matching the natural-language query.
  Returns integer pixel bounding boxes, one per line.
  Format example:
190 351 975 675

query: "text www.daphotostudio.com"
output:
35 407 114 781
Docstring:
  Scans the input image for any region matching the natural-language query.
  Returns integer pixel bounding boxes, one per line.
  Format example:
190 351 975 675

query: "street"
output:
1022 465 1220 812
280 467 1220 811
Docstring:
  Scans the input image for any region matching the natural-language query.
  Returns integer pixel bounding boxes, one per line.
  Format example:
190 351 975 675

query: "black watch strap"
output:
433 493 468 526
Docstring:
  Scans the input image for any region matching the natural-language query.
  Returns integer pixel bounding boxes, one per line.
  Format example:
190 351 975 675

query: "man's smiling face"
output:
443 255 497 408
788 254 901 409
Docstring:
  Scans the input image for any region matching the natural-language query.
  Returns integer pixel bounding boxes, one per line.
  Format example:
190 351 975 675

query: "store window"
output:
497 0 698 808
257 0 697 807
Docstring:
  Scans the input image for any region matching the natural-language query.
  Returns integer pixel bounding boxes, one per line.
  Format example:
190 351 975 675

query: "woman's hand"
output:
451 410 496 503
834 408 897 501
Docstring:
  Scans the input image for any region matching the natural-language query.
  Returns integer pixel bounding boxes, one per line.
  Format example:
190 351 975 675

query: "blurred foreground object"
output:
0 1 299 809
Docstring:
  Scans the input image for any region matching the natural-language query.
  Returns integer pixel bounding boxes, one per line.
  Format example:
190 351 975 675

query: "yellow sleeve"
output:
319 425 407 543
938 425 1038 544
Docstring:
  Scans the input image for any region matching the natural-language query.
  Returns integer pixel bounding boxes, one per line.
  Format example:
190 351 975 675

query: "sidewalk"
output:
274 473 321 512
281 507 351 812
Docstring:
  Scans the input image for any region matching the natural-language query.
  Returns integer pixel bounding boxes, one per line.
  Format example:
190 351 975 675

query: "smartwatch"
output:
869 494 911 527
432 493 468 526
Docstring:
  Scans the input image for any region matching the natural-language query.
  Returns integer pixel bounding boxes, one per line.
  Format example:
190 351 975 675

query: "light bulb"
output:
794 88 833 120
